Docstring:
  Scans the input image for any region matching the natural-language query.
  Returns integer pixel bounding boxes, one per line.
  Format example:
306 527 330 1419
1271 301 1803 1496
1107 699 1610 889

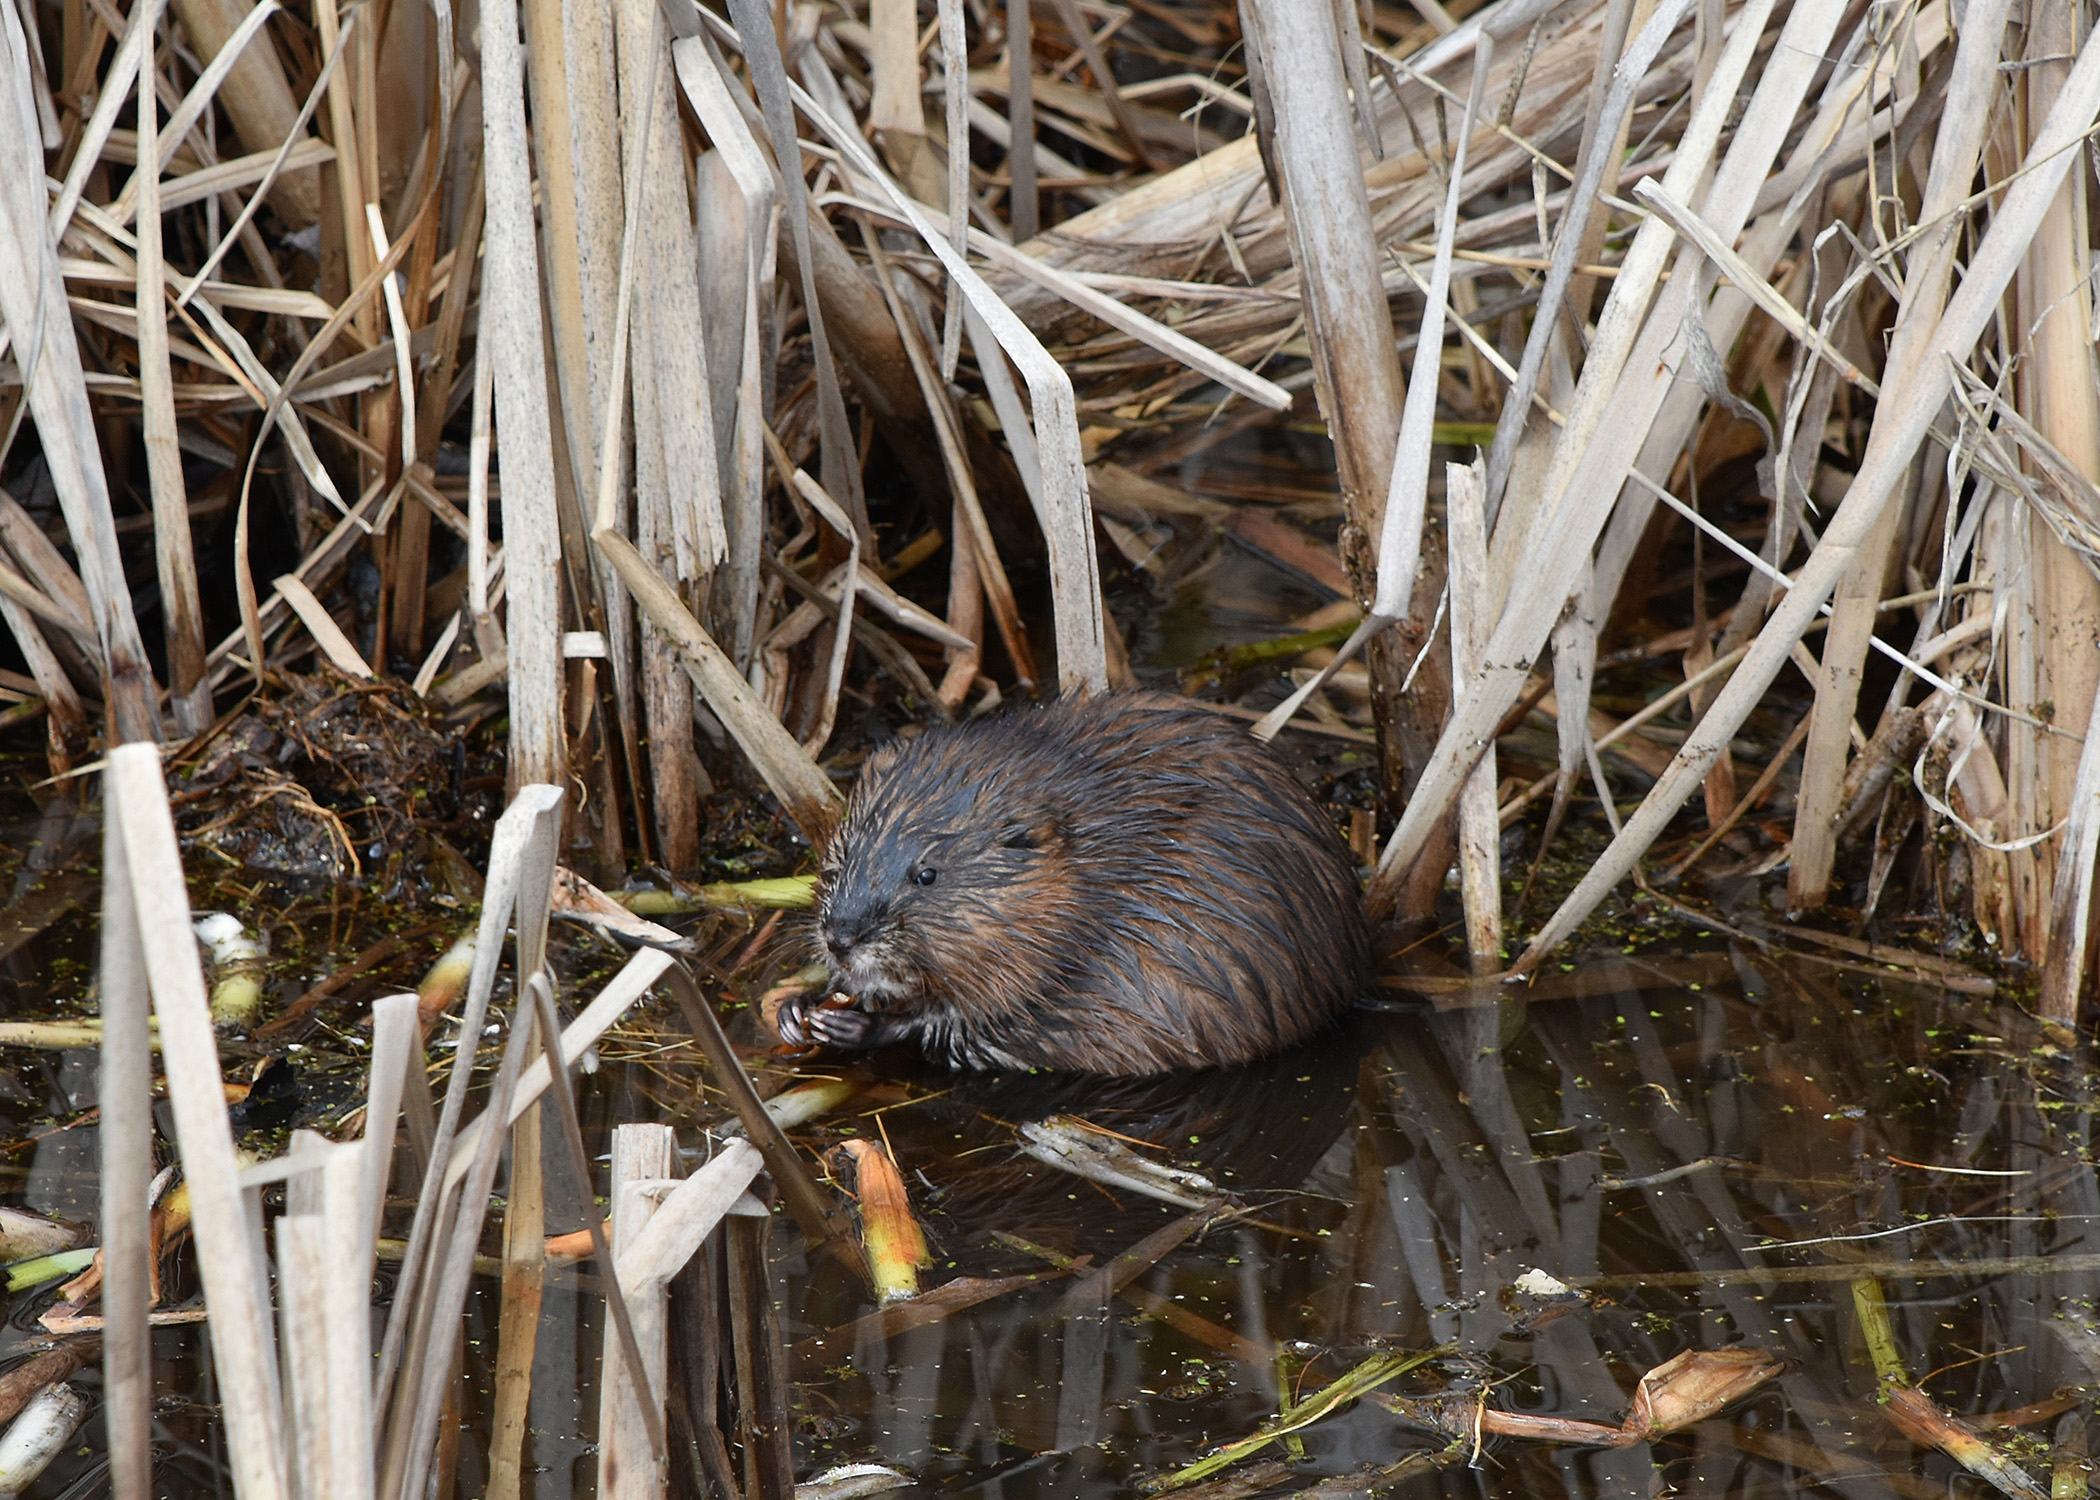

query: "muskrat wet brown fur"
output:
777 691 1373 1075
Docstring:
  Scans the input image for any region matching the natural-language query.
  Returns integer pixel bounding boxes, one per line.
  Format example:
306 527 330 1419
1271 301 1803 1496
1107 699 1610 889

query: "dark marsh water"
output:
746 960 2097 1500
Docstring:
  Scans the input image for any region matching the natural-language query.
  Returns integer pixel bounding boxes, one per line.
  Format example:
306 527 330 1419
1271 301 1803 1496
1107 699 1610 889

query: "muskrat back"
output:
780 691 1372 1075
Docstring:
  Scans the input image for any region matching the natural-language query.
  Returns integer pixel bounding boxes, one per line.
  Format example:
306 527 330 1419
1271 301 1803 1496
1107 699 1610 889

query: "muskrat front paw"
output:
803 1000 879 1049
776 992 878 1051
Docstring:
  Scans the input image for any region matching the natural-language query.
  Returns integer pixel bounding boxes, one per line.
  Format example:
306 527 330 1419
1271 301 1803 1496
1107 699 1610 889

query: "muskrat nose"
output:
824 911 875 958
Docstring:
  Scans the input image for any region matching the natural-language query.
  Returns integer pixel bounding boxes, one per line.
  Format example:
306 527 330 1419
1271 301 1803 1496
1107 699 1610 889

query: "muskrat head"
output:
814 756 1061 1010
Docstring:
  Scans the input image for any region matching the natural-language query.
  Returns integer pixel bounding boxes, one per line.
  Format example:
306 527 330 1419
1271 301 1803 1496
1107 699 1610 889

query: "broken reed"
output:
5 0 2100 1029
96 760 805 1500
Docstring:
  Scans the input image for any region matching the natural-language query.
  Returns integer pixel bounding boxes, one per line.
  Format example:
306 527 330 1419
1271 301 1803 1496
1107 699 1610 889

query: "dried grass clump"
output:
174 668 456 880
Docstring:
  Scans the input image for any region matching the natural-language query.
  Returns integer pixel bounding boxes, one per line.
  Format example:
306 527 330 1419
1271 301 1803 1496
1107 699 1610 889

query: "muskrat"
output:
776 691 1372 1075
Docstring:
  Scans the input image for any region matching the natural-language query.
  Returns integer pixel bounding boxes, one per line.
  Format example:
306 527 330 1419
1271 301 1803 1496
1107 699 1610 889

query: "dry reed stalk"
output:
1786 478 1906 906
1447 459 1498 971
292 1137 375 1500
617 0 719 863
134 16 210 734
1 19 160 744
719 7 1105 694
1253 36 1494 743
615 1139 764 1288
311 0 371 325
939 502 984 708
1239 0 1399 544
103 744 287 1500
1780 3 1978 913
521 0 638 843
679 30 776 668
726 0 868 539
1238 0 1448 808
274 572 371 676
2044 699 2100 1013
272 1210 330 1497
479 0 563 787
2017 0 2100 1011
485 1083 544 1500
358 992 420 1252
373 786 563 1500
724 1211 795 1500
597 1125 675 1500
871 0 923 137
936 0 967 373
523 0 619 513
1371 0 1812 904
1518 16 2100 971
97 753 156 1500
581 20 842 839
698 187 765 661
1989 24 2079 964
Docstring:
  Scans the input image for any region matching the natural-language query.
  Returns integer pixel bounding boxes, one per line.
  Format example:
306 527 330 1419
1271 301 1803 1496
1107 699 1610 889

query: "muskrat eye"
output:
913 865 938 887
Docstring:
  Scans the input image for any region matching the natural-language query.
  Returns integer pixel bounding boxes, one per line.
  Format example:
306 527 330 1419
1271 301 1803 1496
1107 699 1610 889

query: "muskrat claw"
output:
773 986 881 1055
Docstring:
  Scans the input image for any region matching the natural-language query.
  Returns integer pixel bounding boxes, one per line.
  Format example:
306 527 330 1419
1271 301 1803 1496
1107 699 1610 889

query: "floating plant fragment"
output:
1154 1348 1447 1491
194 912 267 1029
1379 1347 1782 1451
832 1139 928 1304
0 1383 87 1497
1018 1115 1220 1210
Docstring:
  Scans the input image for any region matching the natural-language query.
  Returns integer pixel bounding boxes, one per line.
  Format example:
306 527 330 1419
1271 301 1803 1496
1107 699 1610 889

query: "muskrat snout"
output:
815 894 913 1008
820 908 876 961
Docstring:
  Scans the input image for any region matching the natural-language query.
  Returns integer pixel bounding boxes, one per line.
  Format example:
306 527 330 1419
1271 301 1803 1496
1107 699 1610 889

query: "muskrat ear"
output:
1002 817 1062 852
